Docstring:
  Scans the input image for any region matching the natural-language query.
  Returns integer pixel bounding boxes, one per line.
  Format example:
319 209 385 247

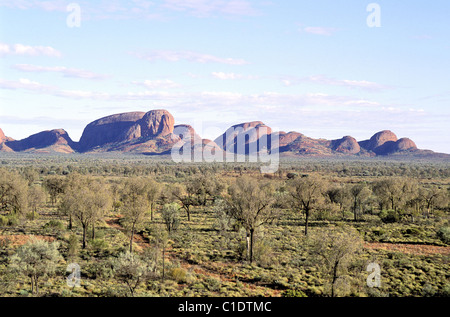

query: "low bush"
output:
0 215 8 227
282 289 307 297
437 226 450 244
43 220 65 231
379 210 400 223
170 267 188 283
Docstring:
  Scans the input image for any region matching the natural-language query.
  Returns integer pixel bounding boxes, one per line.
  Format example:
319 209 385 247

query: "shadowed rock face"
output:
5 129 75 153
78 112 146 151
359 130 398 152
78 110 175 152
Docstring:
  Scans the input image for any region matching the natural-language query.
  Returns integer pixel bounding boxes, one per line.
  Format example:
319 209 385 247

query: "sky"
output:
0 0 449 154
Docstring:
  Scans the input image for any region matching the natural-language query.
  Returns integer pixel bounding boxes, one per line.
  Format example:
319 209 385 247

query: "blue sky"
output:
0 0 449 153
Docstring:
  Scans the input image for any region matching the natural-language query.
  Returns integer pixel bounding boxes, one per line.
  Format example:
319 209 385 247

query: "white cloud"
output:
131 79 181 89
211 72 259 80
0 0 67 11
162 0 258 17
281 75 392 92
0 0 258 20
212 72 242 80
0 43 62 57
0 77 381 108
132 50 248 65
0 78 53 92
13 64 109 80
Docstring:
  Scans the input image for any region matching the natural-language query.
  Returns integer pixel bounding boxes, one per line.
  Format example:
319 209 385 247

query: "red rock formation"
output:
214 121 272 153
78 111 146 151
395 138 417 151
5 129 76 153
362 130 398 152
331 136 361 154
140 110 174 137
277 131 303 147
0 128 5 143
78 110 175 152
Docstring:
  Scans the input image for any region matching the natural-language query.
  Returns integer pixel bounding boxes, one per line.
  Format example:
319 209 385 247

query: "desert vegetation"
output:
0 154 448 297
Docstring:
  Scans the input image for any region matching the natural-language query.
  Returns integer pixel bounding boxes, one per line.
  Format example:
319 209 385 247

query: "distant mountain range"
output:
1 109 448 159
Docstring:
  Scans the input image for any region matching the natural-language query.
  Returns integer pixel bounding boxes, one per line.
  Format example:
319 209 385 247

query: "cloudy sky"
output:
0 0 449 153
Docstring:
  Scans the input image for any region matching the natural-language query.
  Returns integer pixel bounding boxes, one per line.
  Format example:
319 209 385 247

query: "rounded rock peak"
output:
368 130 398 150
396 138 417 151
140 109 175 137
50 129 68 135
232 121 267 130
91 112 146 126
332 136 361 154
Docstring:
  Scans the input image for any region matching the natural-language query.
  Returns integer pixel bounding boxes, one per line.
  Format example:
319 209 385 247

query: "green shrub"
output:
170 267 187 283
89 238 109 253
67 234 79 260
254 240 277 268
422 283 437 297
204 277 221 292
26 212 39 220
379 210 400 223
282 289 307 297
0 215 8 227
43 220 65 231
2 214 20 227
19 289 29 297
437 227 450 244
402 227 423 237
441 283 450 297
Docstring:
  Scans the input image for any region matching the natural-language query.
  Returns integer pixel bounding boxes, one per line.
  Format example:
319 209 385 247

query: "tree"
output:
145 178 160 221
21 167 39 186
419 185 448 218
60 175 110 249
349 183 372 221
288 175 326 235
43 175 65 206
27 184 46 220
401 180 420 221
121 195 148 253
147 223 169 282
309 227 363 297
0 168 28 215
112 251 152 297
373 178 404 212
326 185 351 219
161 203 181 234
120 178 151 253
189 174 224 206
9 238 62 295
67 233 79 262
225 176 277 263
170 183 196 221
